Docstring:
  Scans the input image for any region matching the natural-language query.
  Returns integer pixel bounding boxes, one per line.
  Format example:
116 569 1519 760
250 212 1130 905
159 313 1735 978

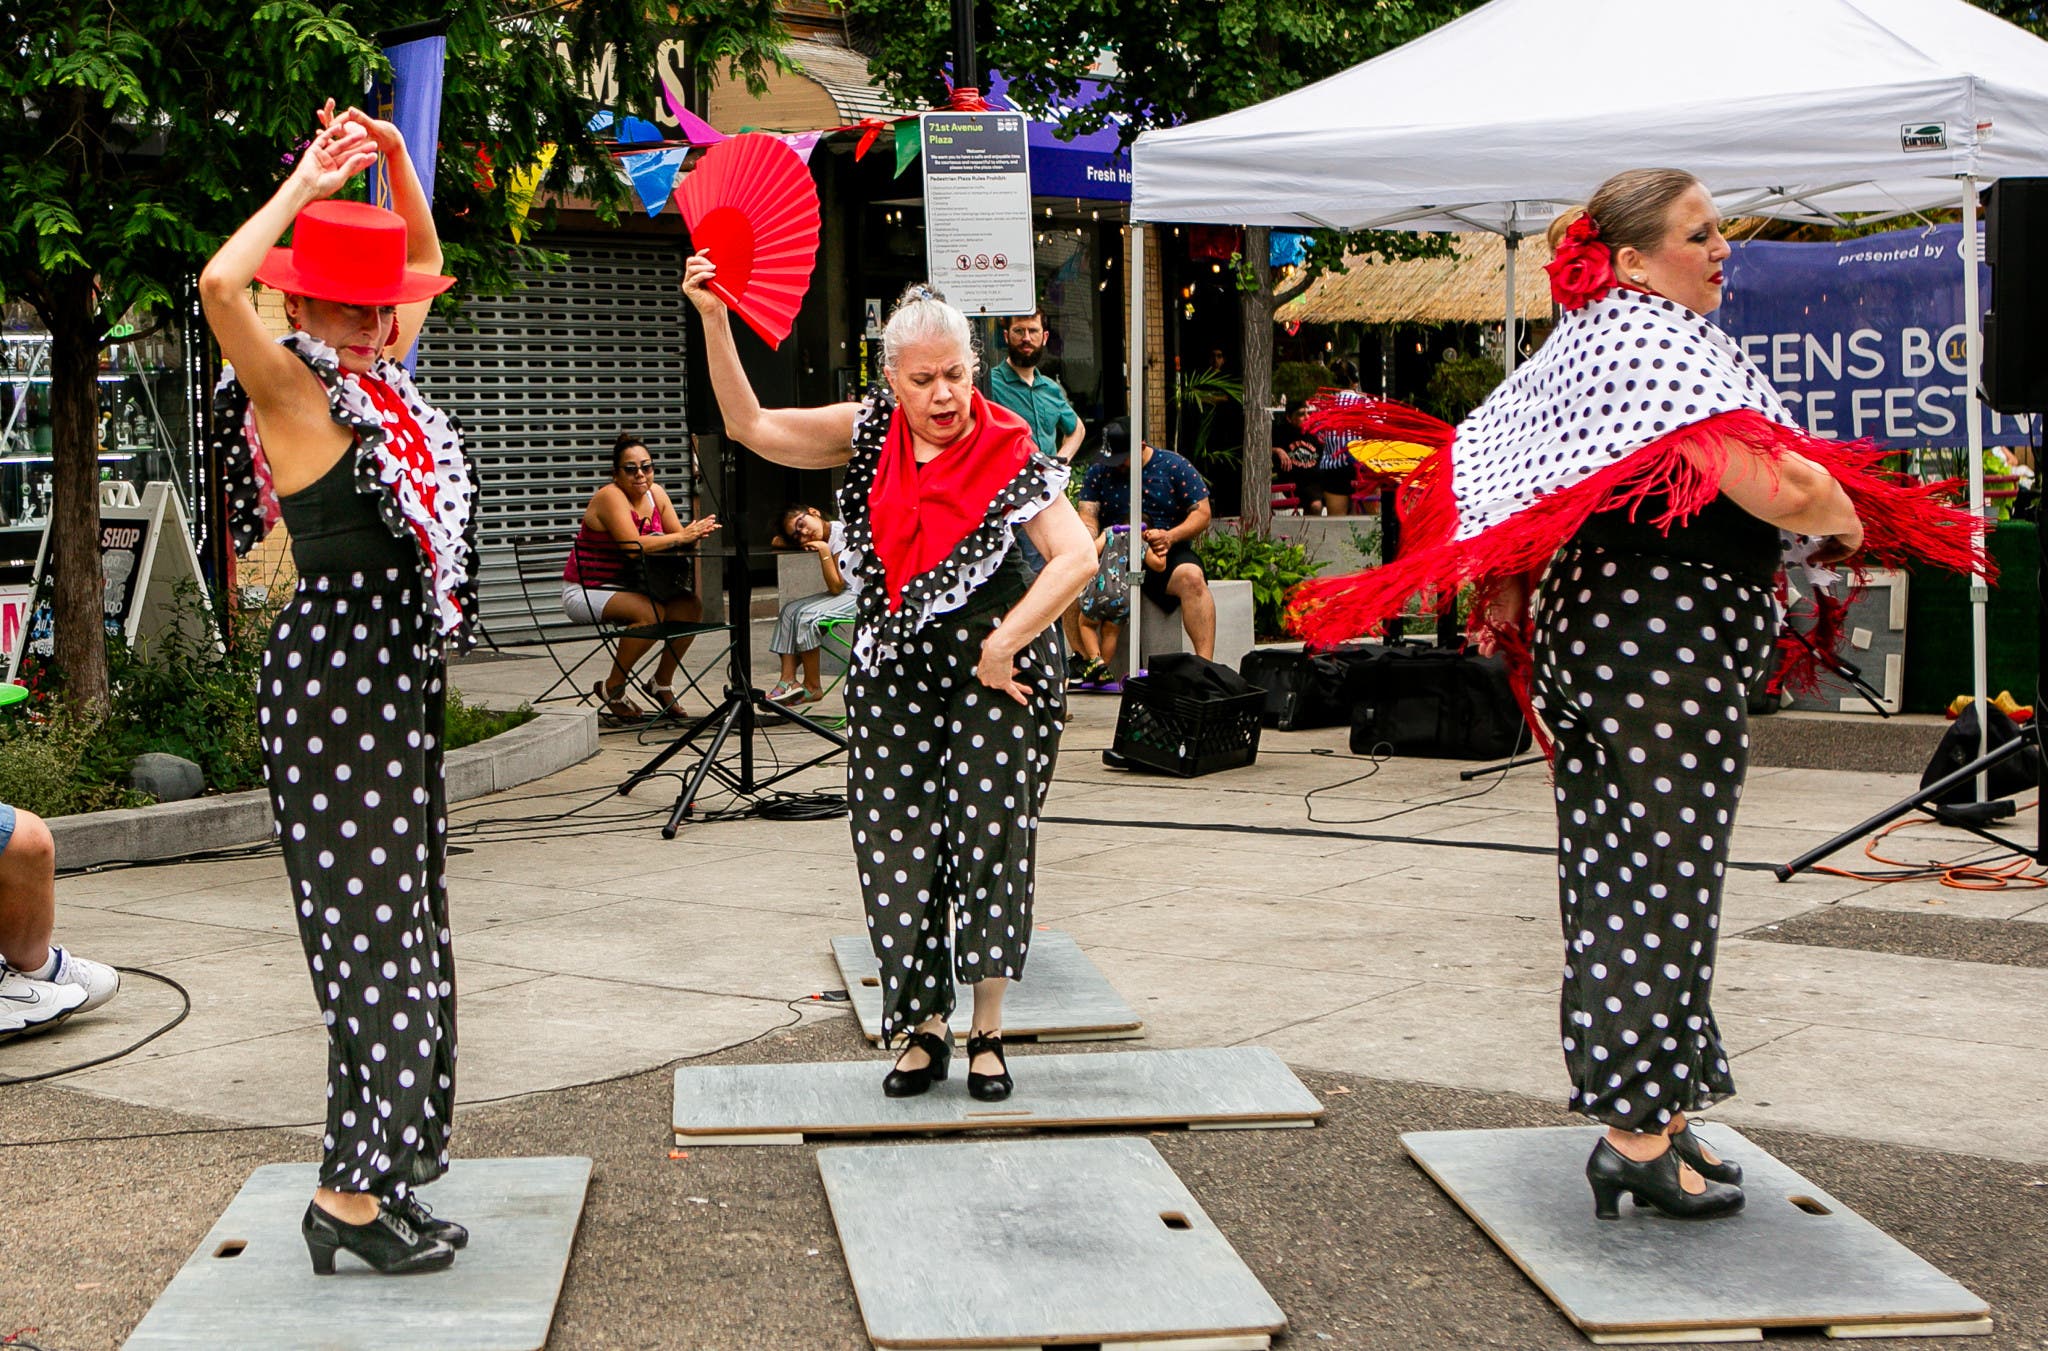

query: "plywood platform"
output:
673 1045 1322 1146
831 931 1143 1043
820 1136 1286 1350
1402 1125 1990 1344
122 1156 592 1350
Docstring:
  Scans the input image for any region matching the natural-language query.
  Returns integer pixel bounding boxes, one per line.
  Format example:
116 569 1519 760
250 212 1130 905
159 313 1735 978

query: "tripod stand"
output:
617 440 846 838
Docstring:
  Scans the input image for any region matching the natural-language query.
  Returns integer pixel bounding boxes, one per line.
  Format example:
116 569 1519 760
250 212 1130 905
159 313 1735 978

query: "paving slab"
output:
672 1045 1323 1145
1403 1124 1989 1343
831 930 1142 1043
820 1137 1286 1351
121 1156 591 1351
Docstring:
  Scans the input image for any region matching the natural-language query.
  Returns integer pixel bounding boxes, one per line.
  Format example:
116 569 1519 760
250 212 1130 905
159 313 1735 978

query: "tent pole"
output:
1962 176 1990 794
1128 222 1146 670
1503 232 1519 377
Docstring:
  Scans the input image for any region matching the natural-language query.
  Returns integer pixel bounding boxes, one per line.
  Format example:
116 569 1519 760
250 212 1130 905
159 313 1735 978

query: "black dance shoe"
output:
302 1199 456 1275
1668 1122 1743 1186
966 1030 1013 1102
393 1191 469 1249
882 1029 952 1097
1585 1138 1744 1221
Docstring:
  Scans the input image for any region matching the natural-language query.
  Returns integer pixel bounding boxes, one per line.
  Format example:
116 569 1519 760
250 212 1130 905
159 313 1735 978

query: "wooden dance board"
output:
1402 1126 1990 1344
673 1046 1322 1146
831 931 1144 1043
121 1157 592 1351
820 1136 1286 1351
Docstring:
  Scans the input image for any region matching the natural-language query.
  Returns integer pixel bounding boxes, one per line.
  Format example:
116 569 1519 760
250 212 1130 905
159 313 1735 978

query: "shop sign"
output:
920 112 1035 317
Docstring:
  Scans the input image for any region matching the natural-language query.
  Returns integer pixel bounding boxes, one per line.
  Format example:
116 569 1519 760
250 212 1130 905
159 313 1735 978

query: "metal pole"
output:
1127 222 1146 669
1502 232 1519 377
1963 177 1990 798
950 0 979 91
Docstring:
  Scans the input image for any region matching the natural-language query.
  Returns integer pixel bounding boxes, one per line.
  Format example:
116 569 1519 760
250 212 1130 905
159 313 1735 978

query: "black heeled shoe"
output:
392 1191 469 1249
966 1031 1013 1102
1668 1122 1742 1186
882 1029 951 1098
1585 1138 1744 1221
302 1199 456 1275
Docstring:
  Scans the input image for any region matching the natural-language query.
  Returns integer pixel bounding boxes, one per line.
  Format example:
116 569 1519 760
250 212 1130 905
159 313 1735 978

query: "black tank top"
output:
277 447 417 575
1571 492 1780 586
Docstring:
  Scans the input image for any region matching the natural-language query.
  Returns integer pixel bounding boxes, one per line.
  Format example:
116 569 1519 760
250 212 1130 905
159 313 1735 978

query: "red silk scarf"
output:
867 389 1036 611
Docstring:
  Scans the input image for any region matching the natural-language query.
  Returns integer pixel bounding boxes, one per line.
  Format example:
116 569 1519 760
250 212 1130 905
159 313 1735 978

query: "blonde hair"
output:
881 282 977 374
1547 169 1703 255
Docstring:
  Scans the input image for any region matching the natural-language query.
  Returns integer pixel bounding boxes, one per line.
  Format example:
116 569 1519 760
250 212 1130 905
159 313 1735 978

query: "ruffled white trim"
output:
220 332 477 640
849 458 1066 672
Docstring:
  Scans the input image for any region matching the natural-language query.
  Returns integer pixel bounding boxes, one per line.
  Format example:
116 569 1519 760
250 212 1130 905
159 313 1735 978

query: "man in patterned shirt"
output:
1076 419 1217 676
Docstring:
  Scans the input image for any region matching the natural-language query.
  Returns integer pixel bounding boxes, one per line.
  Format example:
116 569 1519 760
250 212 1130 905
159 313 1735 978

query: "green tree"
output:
1 1 786 712
843 0 1471 527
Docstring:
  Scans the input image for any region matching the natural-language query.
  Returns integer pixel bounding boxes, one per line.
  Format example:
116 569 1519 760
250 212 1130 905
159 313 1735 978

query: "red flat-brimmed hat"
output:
254 200 455 306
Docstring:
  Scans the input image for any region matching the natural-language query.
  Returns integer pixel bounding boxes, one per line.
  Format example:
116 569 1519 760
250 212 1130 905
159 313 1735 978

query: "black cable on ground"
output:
1 997 821 1149
0 968 192 1087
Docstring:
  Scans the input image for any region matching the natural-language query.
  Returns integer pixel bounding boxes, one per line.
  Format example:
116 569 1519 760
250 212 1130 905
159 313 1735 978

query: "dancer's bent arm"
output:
977 498 1096 704
682 252 859 468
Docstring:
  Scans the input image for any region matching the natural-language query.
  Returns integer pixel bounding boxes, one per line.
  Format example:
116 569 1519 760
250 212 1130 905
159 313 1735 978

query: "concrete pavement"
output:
14 642 2045 1167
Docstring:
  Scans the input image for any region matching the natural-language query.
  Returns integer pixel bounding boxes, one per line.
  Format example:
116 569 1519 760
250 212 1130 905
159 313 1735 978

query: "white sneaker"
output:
46 946 119 1014
0 968 87 1043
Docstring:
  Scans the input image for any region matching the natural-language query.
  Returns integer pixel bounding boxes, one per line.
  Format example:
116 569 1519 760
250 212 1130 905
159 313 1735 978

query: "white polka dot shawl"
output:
1291 288 1984 647
212 332 481 645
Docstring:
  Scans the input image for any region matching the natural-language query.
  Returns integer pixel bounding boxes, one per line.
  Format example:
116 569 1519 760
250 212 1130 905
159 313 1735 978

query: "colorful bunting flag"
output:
506 143 556 242
622 146 687 217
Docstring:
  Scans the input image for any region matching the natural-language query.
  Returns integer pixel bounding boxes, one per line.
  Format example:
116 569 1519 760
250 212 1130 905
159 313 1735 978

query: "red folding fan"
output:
678 133 821 349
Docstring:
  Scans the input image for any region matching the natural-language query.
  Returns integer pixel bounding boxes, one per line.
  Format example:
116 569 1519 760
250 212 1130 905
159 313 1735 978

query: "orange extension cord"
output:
1814 800 2048 890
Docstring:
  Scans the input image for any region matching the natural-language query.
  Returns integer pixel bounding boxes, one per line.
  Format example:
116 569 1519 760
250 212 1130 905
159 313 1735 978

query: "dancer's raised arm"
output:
682 251 859 467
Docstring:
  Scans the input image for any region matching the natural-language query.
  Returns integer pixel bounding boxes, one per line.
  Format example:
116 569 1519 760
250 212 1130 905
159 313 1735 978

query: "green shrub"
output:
446 688 534 750
1194 525 1328 640
4 580 532 815
1422 352 1506 424
1273 360 1335 407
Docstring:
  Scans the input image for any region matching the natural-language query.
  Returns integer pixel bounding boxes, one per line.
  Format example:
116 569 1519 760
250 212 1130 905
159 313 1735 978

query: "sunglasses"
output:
620 462 655 475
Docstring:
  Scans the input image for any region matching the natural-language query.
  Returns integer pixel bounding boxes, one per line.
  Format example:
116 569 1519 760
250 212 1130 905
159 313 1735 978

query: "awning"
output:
1276 233 1554 326
984 71 1131 202
707 37 913 133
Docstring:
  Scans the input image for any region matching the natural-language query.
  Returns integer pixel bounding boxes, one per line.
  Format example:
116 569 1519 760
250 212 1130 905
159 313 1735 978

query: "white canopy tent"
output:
1125 0 2048 761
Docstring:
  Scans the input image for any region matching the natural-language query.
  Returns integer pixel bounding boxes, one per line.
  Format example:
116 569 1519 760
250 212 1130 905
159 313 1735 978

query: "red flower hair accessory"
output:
1544 215 1615 312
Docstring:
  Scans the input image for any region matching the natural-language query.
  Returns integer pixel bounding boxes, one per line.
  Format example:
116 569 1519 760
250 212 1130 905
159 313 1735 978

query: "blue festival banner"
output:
983 70 1131 202
1717 224 2035 449
367 35 446 211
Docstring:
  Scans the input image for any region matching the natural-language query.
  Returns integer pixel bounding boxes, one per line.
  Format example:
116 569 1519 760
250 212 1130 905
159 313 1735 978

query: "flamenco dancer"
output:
1292 168 1983 1220
682 263 1094 1100
200 103 478 1273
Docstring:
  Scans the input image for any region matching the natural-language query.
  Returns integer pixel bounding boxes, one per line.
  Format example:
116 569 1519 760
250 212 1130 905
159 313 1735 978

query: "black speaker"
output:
1983 177 2048 414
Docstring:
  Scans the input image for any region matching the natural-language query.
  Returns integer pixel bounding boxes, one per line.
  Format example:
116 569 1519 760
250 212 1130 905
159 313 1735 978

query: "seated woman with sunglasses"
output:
563 432 719 721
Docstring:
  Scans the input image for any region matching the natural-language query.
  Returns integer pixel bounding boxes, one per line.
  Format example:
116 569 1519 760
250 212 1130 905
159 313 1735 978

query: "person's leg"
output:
1099 619 1120 671
654 592 703 685
1322 491 1351 517
0 806 55 973
1074 612 1102 662
969 977 1008 1075
800 647 823 694
1168 563 1217 660
599 591 659 696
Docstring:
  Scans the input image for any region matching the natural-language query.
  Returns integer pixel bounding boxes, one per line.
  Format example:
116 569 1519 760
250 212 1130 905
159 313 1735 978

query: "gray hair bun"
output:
882 281 977 374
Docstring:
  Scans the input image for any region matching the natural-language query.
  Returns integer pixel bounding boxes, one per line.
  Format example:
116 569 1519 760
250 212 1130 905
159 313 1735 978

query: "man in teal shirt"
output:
989 308 1086 466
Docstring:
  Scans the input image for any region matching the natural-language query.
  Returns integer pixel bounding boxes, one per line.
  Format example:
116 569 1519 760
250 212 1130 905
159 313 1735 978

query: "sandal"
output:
595 679 649 726
765 680 806 706
649 684 686 719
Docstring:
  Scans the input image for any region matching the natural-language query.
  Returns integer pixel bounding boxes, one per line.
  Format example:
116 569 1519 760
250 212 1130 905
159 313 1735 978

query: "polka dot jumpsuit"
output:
834 393 1069 1045
1529 501 1777 1133
216 334 479 1199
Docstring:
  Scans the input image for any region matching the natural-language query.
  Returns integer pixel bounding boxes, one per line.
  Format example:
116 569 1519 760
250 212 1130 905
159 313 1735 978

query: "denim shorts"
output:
0 802 16 856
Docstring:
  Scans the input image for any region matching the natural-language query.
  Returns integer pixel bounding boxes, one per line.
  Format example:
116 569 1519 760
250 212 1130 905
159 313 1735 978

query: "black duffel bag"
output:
1919 702 2040 804
1347 644 1532 760
1240 646 1383 731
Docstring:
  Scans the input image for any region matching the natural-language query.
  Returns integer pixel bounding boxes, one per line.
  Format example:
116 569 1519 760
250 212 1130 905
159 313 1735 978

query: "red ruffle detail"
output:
1287 407 1987 648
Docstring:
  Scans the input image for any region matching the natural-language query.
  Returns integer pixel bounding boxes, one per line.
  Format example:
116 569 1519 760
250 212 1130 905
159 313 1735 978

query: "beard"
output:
1006 344 1042 369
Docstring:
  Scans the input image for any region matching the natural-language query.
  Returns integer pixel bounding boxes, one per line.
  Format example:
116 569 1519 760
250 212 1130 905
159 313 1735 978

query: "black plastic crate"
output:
1110 678 1265 777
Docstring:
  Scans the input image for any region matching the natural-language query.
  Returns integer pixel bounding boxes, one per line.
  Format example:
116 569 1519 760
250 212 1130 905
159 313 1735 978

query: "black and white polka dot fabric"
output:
261 569 456 1197
1529 546 1775 1131
1451 289 1789 540
211 331 481 648
833 389 1070 1044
